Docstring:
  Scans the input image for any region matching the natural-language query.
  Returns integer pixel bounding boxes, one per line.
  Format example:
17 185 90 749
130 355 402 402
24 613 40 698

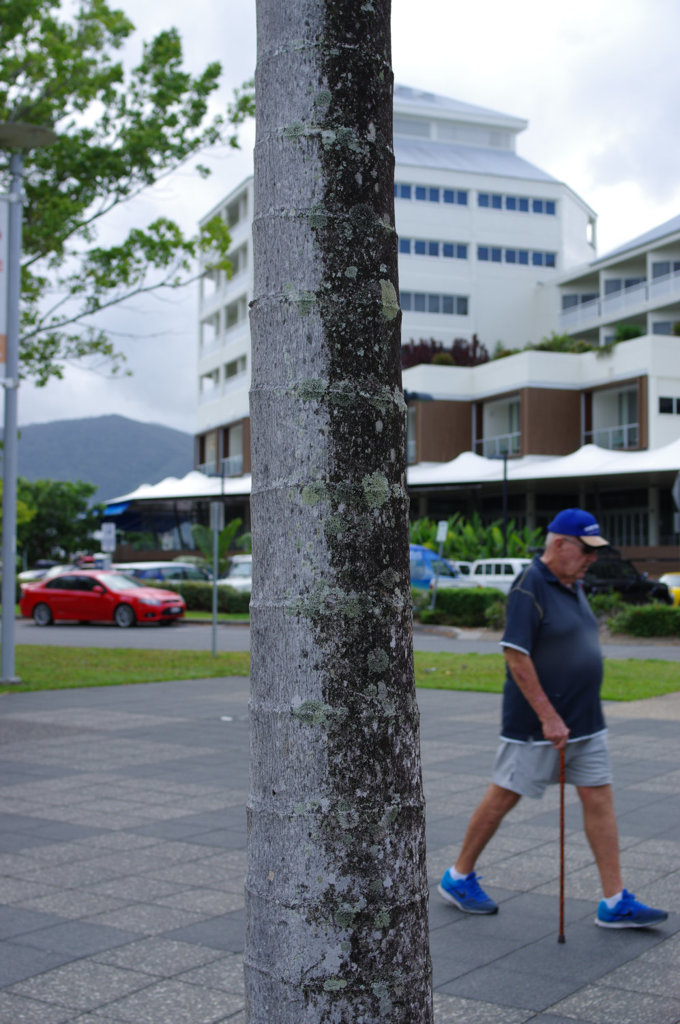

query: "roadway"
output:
12 618 680 660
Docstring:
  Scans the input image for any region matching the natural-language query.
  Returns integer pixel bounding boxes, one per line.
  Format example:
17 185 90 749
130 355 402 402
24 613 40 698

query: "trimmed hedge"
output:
148 580 250 614
610 604 680 638
420 587 506 627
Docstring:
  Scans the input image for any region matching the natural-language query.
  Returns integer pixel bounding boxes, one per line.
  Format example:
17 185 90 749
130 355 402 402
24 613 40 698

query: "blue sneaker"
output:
437 869 498 914
596 890 668 929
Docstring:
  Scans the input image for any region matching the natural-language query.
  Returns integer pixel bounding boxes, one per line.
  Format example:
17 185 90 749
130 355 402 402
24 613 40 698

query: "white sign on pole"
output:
210 501 225 532
672 472 680 511
436 520 448 544
100 522 116 553
0 198 8 373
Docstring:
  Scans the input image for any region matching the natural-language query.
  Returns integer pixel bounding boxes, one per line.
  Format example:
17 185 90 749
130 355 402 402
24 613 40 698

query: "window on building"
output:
519 198 529 212
532 199 544 214
562 295 579 310
225 295 247 330
652 321 673 335
400 291 469 316
505 196 517 211
395 183 467 205
491 194 502 209
659 397 675 414
545 200 556 215
478 246 489 261
478 193 490 208
491 247 502 262
399 238 411 254
604 279 622 295
225 355 247 379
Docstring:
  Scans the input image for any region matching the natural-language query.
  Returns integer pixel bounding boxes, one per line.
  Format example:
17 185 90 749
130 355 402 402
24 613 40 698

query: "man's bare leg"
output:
455 783 521 875
577 783 623 898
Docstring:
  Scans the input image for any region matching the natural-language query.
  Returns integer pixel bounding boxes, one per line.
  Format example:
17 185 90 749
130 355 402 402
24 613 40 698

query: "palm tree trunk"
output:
246 2 432 1020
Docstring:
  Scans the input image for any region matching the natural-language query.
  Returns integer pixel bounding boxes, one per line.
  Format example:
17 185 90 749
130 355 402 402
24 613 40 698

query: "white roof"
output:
106 471 252 505
393 84 527 132
104 439 680 509
408 438 680 486
394 137 557 183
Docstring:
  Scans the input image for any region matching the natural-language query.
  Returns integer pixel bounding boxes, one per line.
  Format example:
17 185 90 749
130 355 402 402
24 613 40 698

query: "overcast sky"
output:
17 0 680 435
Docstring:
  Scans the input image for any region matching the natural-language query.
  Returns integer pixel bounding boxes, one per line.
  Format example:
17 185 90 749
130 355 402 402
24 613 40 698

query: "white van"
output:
432 557 531 595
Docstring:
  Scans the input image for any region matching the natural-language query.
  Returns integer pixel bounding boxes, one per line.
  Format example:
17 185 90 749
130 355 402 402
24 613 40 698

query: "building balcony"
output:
583 422 639 450
559 267 680 333
475 432 521 458
222 454 244 477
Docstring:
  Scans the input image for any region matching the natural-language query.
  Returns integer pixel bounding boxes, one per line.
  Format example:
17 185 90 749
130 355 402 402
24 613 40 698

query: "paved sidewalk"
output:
1 678 679 1023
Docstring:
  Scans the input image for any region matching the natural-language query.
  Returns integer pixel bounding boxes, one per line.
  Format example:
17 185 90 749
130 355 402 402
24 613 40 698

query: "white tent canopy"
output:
103 438 680 511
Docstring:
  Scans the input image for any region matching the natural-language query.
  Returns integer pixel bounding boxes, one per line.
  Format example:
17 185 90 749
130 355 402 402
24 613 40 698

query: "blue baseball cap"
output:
547 508 609 547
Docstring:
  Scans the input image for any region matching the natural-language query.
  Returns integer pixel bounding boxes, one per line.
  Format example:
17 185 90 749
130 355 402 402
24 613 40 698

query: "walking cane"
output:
558 746 566 943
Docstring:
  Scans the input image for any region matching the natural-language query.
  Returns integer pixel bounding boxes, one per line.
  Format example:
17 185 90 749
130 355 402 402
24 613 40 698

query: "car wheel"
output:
114 603 136 629
33 603 53 626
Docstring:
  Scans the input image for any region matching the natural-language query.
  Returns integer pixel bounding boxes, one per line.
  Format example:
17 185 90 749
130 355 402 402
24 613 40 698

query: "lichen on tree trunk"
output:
246 2 433 1021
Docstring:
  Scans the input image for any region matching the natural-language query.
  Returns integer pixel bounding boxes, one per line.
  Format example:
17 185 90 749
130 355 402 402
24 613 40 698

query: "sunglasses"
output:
562 536 596 556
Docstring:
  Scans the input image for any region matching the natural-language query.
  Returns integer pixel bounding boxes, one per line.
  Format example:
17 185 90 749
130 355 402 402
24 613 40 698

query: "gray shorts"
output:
491 732 613 799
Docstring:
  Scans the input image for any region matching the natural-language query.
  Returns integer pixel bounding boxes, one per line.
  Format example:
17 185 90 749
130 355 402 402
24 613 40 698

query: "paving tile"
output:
7 961 152 1012
0 992 74 1023
548 983 680 1023
176 954 245 994
432 993 532 1023
15 920 140 957
82 903 209 936
164 910 245 953
0 941 72 987
99 978 244 1023
93 937 224 977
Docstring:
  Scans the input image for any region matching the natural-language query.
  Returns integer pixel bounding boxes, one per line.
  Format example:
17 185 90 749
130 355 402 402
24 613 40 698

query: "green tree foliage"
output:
191 516 243 577
0 0 254 383
410 512 543 561
17 478 103 562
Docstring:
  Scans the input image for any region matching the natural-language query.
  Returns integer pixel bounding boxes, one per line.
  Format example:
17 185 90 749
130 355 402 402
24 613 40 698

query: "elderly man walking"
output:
439 508 668 929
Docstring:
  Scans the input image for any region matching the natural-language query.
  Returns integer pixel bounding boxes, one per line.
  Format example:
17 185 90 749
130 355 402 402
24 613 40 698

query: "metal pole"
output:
212 516 218 657
558 746 566 943
1 152 23 684
502 452 508 557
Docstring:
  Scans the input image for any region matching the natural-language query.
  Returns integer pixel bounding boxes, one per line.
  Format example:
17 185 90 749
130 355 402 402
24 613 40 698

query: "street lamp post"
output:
0 123 56 684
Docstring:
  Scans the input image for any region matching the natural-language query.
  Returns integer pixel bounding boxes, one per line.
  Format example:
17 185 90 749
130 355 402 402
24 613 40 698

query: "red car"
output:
19 570 186 628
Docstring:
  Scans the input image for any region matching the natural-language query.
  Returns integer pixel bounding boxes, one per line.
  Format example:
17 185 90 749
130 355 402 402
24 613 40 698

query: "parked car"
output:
409 544 460 591
432 557 531 595
113 561 210 582
19 570 186 627
658 572 680 606
583 556 672 605
217 554 253 593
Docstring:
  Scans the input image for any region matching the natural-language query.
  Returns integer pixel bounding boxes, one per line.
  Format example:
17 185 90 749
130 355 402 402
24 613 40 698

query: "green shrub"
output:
411 587 431 614
484 598 506 630
148 579 250 614
610 604 680 637
588 592 624 620
421 587 506 627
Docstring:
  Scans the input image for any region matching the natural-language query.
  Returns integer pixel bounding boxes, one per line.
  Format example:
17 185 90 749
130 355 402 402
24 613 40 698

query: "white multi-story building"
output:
195 84 597 474
191 85 680 558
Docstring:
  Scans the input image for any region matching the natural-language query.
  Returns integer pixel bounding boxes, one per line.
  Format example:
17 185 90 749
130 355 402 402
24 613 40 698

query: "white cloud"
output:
16 0 680 432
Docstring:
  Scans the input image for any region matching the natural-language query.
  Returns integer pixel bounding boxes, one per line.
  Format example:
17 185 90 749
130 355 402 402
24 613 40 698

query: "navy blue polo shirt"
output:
500 555 605 742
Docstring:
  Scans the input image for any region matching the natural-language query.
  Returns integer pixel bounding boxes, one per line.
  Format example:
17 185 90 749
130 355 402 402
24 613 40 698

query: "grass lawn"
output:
414 651 680 702
1 646 249 693
1 647 678 701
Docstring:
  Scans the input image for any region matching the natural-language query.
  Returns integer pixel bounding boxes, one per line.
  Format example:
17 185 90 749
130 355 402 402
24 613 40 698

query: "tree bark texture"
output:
246 2 433 1022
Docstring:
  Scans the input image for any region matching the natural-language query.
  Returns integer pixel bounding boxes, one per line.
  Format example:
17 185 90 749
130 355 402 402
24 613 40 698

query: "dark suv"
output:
583 555 671 605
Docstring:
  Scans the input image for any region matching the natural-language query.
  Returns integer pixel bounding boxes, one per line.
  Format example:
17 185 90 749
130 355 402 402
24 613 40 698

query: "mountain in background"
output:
8 415 194 501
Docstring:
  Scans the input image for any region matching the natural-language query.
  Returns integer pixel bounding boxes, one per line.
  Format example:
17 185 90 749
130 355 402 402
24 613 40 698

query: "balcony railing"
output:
406 437 417 464
559 266 680 332
583 422 639 450
475 432 521 458
222 454 244 477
